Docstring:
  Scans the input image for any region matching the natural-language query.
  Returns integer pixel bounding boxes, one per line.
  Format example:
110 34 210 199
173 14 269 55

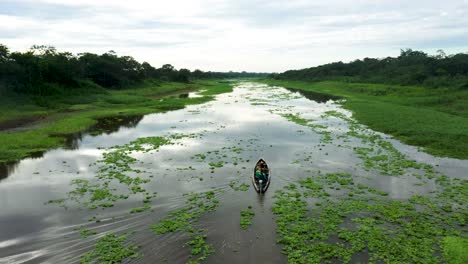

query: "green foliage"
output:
442 236 468 264
48 135 184 211
190 145 246 172
130 205 151 214
0 43 266 96
229 180 250 191
80 233 140 264
272 173 466 263
272 49 468 89
279 112 334 143
187 234 215 263
208 161 224 168
151 191 219 263
151 191 219 234
75 226 97 238
240 207 255 229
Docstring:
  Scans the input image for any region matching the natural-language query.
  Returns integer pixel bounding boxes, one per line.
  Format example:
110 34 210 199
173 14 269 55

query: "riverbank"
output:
0 80 234 164
260 79 468 159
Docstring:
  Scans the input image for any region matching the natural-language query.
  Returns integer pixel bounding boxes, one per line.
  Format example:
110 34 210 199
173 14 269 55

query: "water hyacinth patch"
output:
229 180 250 191
80 233 140 264
151 190 220 263
272 173 466 263
240 206 255 229
48 134 196 210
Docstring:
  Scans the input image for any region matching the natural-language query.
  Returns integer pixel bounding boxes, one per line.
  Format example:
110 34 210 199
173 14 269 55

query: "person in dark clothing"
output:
255 162 268 182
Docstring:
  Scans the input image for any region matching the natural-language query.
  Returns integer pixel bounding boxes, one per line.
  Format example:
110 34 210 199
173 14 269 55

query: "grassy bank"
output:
0 80 234 163
261 79 468 159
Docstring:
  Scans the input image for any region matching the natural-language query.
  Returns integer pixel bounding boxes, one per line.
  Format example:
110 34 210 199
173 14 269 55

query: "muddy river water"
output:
0 82 467 264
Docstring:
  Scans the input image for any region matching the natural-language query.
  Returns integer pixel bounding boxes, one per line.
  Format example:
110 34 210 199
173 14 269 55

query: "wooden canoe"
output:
252 158 271 193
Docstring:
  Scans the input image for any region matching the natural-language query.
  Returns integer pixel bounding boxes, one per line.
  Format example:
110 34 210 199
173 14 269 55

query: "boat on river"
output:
252 158 271 193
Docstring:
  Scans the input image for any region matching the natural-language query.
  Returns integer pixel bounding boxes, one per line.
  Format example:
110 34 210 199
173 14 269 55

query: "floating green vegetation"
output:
151 191 218 234
151 190 219 263
191 153 207 161
229 180 250 191
441 236 468 264
168 132 201 140
240 206 255 229
319 106 441 180
280 113 310 126
48 134 192 211
177 166 196 171
191 145 247 171
80 233 140 264
75 226 97 238
209 161 224 168
279 112 333 143
322 110 354 124
272 173 466 263
222 146 244 154
263 90 302 101
130 204 151 214
320 131 332 143
250 102 268 106
187 233 215 264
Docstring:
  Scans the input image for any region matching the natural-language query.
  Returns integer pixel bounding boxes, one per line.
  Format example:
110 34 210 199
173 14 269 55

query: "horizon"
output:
1 0 468 72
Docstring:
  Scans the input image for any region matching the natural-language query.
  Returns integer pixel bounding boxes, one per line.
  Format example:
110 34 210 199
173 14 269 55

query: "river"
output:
1 82 467 264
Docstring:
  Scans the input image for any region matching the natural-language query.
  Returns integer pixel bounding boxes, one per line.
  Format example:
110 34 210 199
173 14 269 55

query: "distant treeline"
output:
0 44 267 95
272 49 468 89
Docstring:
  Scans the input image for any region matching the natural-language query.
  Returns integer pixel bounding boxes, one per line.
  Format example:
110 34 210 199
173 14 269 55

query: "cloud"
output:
1 0 467 72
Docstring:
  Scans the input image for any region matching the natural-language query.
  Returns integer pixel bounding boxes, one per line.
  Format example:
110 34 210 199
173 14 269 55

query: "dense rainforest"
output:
0 44 267 96
272 49 468 89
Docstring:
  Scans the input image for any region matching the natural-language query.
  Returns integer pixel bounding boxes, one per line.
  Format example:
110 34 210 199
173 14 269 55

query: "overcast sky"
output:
1 0 468 72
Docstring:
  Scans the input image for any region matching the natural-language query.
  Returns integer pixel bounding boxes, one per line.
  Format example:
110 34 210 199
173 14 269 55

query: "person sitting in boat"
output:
255 164 268 182
260 163 269 179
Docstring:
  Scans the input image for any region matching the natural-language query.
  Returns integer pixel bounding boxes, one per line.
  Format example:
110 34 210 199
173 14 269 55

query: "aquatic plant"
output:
187 233 215 263
240 206 255 229
48 134 197 211
151 190 220 263
272 173 466 263
229 180 250 191
80 233 140 264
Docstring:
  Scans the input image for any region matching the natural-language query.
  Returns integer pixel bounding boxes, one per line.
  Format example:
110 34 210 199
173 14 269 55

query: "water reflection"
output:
88 115 144 136
0 151 46 182
0 115 144 180
285 87 341 103
256 191 266 207
0 161 18 182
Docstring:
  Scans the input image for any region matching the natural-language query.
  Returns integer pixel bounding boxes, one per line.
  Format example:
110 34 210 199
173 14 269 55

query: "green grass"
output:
0 80 233 163
261 79 468 159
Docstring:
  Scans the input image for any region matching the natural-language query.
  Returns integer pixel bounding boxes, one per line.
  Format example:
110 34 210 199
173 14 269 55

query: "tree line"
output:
271 49 468 89
0 44 267 95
